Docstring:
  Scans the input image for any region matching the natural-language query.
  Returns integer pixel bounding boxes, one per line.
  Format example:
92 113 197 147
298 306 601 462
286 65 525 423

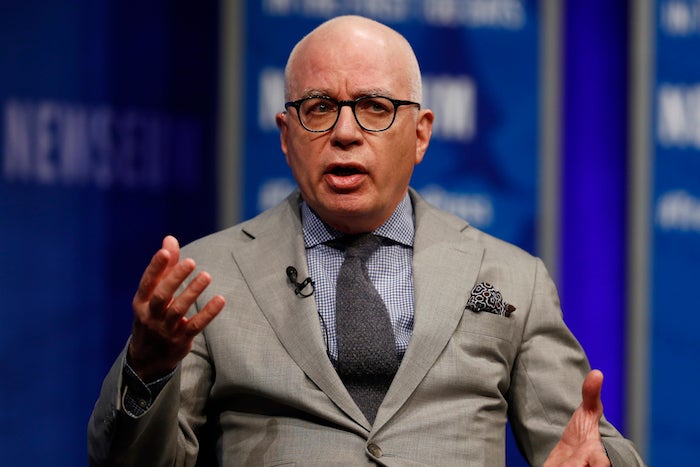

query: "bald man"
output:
88 16 644 466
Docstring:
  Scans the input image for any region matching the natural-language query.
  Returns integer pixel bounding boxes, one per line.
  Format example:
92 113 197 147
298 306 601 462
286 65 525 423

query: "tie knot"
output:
331 233 381 261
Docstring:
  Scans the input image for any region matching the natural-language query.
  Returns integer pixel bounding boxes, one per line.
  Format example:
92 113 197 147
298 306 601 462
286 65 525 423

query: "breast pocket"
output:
457 308 516 342
426 309 519 403
451 309 518 376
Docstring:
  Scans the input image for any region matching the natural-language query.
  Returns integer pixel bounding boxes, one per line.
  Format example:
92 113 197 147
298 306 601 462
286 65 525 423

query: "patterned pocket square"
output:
466 282 516 317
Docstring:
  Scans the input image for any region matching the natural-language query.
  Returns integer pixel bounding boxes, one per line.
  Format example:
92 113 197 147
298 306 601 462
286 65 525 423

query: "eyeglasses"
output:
284 95 421 133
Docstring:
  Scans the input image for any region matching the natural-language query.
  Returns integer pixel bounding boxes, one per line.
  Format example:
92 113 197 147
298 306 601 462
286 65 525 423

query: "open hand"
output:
128 235 225 381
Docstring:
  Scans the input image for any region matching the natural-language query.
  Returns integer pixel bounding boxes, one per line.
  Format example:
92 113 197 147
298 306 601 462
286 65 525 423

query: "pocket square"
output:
466 282 516 317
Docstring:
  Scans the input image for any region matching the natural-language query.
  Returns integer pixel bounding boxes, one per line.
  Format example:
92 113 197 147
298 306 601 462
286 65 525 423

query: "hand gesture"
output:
128 235 225 381
543 369 610 467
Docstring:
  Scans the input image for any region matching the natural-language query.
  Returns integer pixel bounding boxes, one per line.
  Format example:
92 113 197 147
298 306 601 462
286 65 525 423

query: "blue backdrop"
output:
0 1 219 465
648 0 700 463
0 0 662 465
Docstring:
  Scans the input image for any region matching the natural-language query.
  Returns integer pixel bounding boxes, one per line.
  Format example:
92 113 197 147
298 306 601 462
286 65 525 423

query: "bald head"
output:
284 15 423 102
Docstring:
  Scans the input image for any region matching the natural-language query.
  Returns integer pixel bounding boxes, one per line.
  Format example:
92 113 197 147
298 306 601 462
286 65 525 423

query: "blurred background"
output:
1 0 698 465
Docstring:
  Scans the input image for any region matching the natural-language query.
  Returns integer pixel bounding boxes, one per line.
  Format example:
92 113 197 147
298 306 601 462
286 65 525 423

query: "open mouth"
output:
325 164 367 191
329 165 363 176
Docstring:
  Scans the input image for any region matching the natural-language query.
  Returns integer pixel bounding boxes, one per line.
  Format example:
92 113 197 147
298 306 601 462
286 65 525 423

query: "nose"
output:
330 105 362 146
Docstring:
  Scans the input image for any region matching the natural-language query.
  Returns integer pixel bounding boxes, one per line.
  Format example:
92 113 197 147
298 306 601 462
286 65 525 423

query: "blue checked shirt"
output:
301 193 415 363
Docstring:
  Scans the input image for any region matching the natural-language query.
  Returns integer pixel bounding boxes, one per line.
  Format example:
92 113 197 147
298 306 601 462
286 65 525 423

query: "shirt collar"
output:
301 193 415 248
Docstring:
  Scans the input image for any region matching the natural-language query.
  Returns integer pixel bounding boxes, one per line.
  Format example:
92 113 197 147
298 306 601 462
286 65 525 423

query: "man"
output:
88 15 644 466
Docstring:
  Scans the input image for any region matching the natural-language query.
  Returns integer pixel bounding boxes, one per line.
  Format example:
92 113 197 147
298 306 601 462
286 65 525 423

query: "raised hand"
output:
543 369 610 467
128 235 225 381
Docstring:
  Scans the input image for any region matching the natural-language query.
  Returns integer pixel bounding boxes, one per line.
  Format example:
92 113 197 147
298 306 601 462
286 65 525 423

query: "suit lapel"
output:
373 193 484 430
231 194 370 429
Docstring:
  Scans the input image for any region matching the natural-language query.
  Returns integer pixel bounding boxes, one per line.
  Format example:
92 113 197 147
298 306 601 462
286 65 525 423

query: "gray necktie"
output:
332 233 398 424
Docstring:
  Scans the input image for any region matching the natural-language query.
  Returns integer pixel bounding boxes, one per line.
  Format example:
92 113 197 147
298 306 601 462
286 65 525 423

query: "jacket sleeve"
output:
87 342 206 467
507 258 645 466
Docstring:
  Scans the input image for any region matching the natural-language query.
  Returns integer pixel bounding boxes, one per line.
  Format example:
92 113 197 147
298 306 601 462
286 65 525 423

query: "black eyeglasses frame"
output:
284 95 421 133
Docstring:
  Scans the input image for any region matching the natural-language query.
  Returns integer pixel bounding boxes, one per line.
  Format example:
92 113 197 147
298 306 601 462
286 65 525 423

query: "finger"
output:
149 258 196 316
162 235 180 268
163 270 213 327
183 294 226 338
133 236 180 305
582 369 604 414
141 236 182 312
133 247 172 310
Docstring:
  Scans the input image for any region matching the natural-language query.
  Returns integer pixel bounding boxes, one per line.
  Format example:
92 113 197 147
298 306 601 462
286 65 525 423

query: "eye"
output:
357 97 393 114
304 98 337 115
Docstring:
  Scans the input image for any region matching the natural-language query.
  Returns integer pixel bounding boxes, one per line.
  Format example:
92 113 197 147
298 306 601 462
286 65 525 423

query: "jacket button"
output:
368 443 382 458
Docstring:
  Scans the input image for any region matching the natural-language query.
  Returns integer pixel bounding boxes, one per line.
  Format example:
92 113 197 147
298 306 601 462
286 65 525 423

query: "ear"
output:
414 108 434 165
276 111 290 161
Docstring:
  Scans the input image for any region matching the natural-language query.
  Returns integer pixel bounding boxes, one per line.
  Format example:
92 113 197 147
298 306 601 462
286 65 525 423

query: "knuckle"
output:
150 292 168 307
168 303 187 318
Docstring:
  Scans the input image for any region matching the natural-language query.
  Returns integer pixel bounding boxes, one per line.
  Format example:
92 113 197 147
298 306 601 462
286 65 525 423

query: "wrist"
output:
127 341 176 383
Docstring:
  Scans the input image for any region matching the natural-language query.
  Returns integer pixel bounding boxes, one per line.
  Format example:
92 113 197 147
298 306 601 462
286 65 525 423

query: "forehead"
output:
288 26 412 98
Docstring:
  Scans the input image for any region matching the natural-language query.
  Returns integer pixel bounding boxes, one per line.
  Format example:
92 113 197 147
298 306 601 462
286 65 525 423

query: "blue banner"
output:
0 1 219 465
649 0 700 463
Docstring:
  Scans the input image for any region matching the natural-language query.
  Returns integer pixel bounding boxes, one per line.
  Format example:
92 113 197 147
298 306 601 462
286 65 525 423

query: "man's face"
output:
276 26 433 234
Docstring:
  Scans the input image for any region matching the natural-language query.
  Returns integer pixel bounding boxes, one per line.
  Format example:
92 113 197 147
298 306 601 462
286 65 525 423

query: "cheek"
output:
285 142 319 182
382 139 419 177
371 156 414 198
283 133 306 166
285 152 306 181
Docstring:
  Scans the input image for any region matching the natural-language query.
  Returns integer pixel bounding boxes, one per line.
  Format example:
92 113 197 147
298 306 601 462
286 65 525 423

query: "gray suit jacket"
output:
88 189 644 466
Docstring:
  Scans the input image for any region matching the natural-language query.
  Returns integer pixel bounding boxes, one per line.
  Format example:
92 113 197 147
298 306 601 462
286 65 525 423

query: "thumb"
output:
581 369 604 415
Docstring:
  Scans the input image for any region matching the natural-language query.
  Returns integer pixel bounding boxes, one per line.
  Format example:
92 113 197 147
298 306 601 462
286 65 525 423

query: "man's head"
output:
276 15 434 234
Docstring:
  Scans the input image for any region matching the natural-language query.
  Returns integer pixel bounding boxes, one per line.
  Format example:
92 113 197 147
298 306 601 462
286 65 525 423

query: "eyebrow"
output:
299 88 395 100
299 89 330 99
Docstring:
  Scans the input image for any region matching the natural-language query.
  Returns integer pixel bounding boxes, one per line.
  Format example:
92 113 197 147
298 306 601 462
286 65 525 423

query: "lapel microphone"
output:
285 266 315 298
285 266 329 359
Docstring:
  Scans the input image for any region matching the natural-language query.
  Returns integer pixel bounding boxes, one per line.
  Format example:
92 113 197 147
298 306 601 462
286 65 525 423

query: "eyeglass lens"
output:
298 96 396 132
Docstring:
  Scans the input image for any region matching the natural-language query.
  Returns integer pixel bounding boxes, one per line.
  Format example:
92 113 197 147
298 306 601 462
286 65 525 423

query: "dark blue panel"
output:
561 0 629 431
